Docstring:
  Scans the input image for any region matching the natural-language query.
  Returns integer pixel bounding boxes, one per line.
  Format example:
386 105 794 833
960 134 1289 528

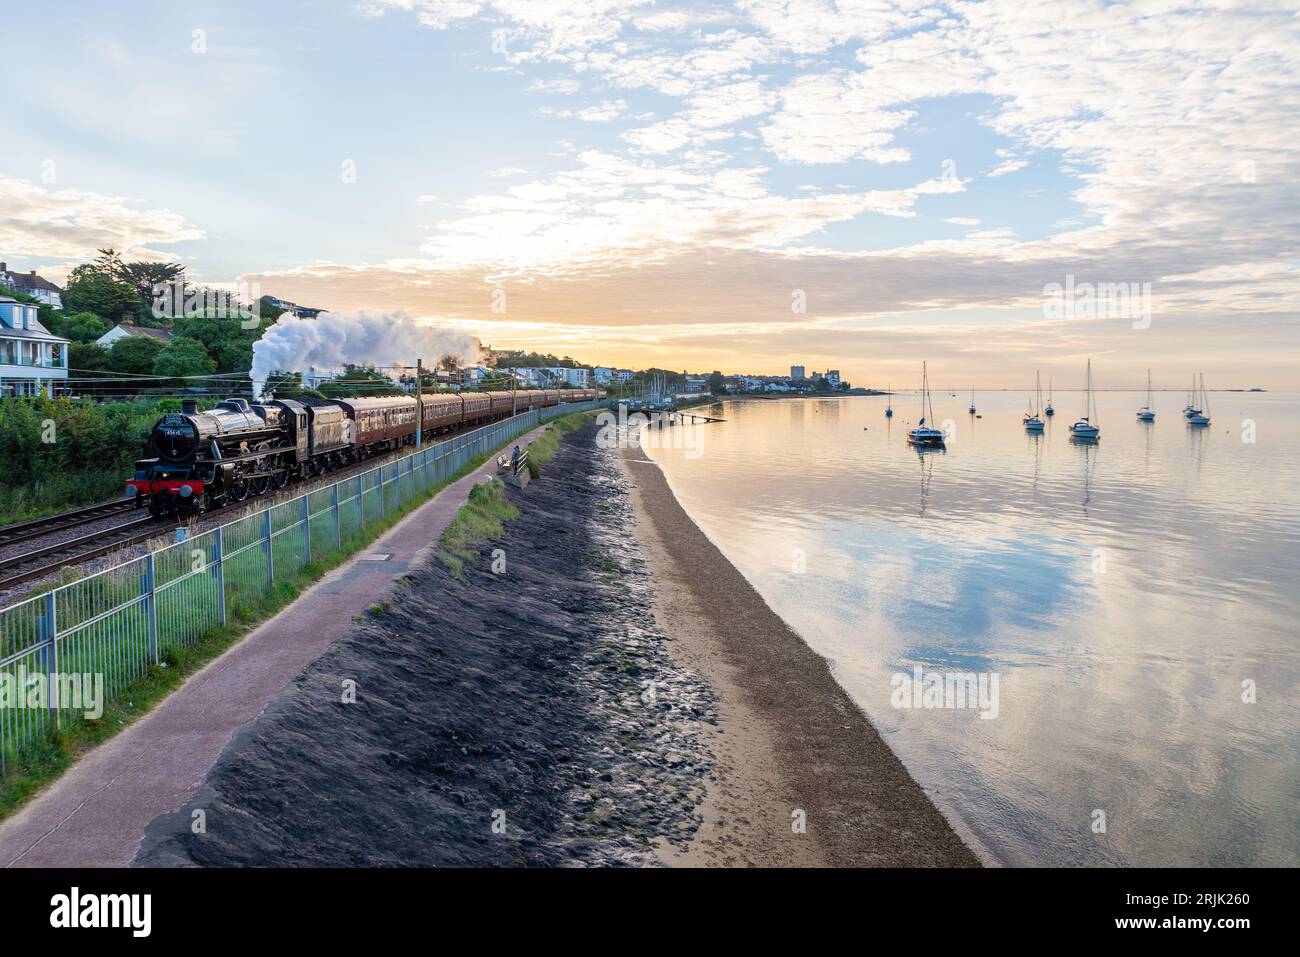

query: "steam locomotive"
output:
128 389 603 516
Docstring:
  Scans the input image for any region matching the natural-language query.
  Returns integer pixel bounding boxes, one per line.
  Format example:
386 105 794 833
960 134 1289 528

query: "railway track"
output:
0 498 139 548
0 515 163 592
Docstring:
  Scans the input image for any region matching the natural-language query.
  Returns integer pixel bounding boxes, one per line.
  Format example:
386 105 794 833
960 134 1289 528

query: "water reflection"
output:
646 392 1299 866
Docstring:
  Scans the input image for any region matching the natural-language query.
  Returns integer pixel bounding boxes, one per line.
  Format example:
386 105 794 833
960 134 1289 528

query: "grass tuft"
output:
437 479 518 577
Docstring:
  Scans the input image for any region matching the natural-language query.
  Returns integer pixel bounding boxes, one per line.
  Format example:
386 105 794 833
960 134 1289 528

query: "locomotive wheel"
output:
229 479 249 502
252 476 271 496
273 471 289 490
190 493 208 515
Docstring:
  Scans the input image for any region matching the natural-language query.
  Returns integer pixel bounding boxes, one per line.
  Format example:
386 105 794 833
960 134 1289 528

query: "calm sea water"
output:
643 391 1299 866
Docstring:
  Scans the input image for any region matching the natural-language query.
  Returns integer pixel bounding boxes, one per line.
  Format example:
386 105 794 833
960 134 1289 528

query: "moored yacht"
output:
907 362 946 448
1188 373 1211 426
1024 371 1045 432
1137 369 1156 421
1069 359 1101 441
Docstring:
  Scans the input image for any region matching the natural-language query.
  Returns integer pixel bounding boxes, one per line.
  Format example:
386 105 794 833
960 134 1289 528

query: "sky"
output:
2 0 1297 389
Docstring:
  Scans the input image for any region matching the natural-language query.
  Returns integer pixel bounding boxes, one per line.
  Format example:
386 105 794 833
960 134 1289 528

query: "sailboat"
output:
1188 373 1211 426
1183 375 1199 418
1024 371 1045 432
969 387 976 414
885 385 893 418
1045 378 1055 416
1137 369 1156 421
906 362 946 448
1069 360 1101 440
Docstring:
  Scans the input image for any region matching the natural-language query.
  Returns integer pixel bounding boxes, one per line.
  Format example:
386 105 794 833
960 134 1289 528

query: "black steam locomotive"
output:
128 389 602 516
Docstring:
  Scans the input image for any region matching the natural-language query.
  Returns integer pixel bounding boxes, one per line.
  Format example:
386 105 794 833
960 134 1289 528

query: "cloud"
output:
0 177 204 263
271 1 1300 386
542 99 628 121
987 159 1028 178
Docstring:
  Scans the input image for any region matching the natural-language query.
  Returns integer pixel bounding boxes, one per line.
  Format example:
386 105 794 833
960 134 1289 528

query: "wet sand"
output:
622 444 979 867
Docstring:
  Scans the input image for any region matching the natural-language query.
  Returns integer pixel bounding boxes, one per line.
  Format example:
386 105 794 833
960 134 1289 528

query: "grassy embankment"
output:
436 410 596 578
0 417 567 820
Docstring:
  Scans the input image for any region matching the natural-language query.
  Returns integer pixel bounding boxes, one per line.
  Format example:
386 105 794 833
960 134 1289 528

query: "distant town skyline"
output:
1 1 1296 389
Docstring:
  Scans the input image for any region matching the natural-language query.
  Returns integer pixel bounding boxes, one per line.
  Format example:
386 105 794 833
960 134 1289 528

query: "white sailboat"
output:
1188 373 1211 426
1045 378 1055 416
969 387 976 414
1183 375 1199 417
886 385 893 418
1024 371 1045 432
1137 369 1156 421
906 362 946 448
1069 359 1101 441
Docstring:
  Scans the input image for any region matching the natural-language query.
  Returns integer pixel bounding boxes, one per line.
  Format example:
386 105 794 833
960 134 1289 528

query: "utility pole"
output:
415 357 423 448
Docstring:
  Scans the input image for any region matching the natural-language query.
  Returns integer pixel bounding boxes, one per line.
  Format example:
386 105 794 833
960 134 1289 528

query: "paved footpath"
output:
0 424 550 867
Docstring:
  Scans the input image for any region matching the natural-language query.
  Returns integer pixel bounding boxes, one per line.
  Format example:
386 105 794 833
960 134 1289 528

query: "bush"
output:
0 397 199 523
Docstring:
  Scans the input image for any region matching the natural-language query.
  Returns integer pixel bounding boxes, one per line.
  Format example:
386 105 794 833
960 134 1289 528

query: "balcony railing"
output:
0 355 66 370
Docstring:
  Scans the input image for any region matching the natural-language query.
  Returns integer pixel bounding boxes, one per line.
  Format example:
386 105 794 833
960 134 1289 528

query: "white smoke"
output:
250 311 480 398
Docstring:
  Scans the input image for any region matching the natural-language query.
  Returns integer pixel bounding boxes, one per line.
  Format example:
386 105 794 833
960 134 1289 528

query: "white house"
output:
0 296 70 397
96 322 174 349
0 263 63 309
512 366 592 388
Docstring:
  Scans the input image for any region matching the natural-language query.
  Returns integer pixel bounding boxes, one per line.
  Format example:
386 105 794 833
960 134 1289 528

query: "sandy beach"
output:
622 442 978 867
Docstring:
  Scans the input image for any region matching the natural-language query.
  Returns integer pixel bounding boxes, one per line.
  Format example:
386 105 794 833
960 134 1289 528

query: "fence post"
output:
263 509 275 584
332 483 341 550
43 592 59 727
144 552 159 665
302 495 312 563
213 526 226 626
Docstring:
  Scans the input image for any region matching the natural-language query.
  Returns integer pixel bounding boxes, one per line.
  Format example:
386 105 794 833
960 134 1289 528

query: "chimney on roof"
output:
0 263 6 272
30 270 36 276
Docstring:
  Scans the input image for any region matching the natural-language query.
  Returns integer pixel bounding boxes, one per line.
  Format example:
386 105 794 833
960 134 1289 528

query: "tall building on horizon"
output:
791 364 805 380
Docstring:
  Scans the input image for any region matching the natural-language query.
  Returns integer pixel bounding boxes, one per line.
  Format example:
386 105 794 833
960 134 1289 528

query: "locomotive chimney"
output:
181 398 198 415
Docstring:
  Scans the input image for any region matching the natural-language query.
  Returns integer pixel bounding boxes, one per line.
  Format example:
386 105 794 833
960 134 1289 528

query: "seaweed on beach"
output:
134 421 715 867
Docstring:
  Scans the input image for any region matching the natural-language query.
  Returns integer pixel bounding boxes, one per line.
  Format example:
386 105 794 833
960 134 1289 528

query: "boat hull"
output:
907 429 946 447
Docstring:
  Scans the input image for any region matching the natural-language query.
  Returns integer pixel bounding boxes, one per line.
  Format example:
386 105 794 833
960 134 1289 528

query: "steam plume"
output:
251 311 480 398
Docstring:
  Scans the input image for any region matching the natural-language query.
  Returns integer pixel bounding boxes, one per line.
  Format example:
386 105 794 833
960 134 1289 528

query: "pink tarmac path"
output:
0 424 550 868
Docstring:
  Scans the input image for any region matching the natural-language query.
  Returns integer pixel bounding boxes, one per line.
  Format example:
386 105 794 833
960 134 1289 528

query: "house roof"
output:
0 326 69 343
107 323 173 341
5 272 62 294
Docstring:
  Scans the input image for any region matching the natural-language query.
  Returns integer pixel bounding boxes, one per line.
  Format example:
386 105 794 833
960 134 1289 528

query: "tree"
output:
108 335 167 377
262 372 325 402
62 268 141 323
153 336 217 381
117 260 185 309
319 365 402 397
69 342 112 373
815 376 832 392
62 311 110 343
708 370 725 393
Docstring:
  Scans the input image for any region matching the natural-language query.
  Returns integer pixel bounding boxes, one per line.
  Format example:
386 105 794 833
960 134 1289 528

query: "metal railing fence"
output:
0 401 597 770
